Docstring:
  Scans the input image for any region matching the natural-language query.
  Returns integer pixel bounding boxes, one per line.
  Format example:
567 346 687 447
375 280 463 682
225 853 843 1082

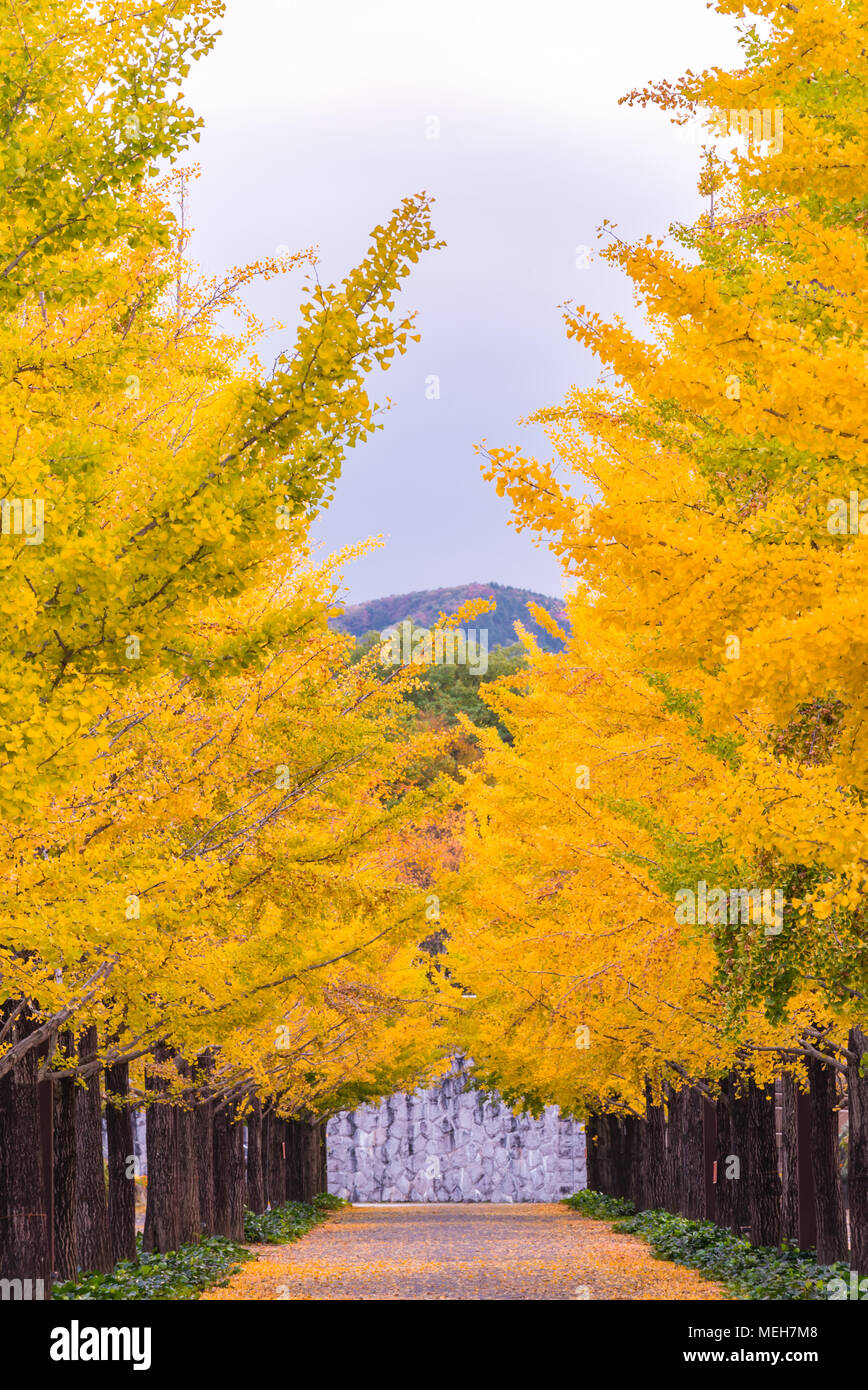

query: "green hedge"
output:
564 1190 850 1300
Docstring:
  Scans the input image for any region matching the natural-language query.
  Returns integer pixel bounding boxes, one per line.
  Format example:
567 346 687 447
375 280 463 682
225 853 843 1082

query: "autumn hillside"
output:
330 582 567 652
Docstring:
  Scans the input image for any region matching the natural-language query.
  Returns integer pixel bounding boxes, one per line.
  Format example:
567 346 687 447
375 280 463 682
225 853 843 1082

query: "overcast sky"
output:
184 0 743 604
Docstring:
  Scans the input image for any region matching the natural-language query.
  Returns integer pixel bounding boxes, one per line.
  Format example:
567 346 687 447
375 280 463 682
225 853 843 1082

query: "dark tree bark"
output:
618 1116 637 1203
175 1060 200 1246
53 1031 78 1281
194 1054 215 1236
729 1076 752 1235
644 1082 666 1209
597 1114 619 1198
663 1085 683 1214
807 1051 848 1264
261 1108 271 1209
286 1118 320 1204
624 1115 643 1209
712 1073 740 1228
104 1061 136 1265
610 1114 625 1198
0 1006 51 1295
680 1087 705 1220
848 1029 868 1275
599 1114 614 1197
594 1114 607 1193
74 1025 112 1274
246 1096 266 1214
213 1100 245 1240
319 1121 329 1196
702 1098 717 1222
143 1045 180 1254
715 1072 750 1233
268 1113 286 1207
780 1072 800 1245
714 1077 732 1231
747 1076 781 1247
585 1113 600 1192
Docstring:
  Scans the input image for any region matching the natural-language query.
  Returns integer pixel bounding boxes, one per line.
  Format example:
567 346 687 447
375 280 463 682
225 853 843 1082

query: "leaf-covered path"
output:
202 1204 725 1301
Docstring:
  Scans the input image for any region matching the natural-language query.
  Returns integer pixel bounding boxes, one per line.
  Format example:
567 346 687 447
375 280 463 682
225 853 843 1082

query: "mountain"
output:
330 582 568 653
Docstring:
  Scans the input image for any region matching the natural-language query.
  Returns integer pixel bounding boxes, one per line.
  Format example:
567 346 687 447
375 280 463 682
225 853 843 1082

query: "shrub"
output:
563 1190 850 1300
562 1190 636 1220
243 1194 348 1243
52 1236 254 1301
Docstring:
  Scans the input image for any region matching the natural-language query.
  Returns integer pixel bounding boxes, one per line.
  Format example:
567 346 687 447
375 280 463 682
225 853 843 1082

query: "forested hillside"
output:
331 582 567 652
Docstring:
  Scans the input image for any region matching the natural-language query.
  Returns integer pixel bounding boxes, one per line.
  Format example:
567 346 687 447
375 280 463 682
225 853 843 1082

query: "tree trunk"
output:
609 1114 624 1198
143 1045 180 1254
747 1075 781 1247
585 1112 600 1192
52 1031 78 1281
644 1082 665 1209
619 1116 637 1203
213 1100 245 1240
175 1061 200 1246
680 1087 705 1220
729 1076 752 1235
74 1026 112 1274
716 1072 750 1233
246 1096 266 1213
597 1114 617 1197
286 1118 320 1204
194 1055 215 1237
600 1114 615 1197
663 1085 683 1214
320 1121 329 1195
807 1051 848 1264
0 1006 51 1295
625 1115 643 1209
780 1072 800 1245
104 1061 136 1265
702 1098 717 1222
849 1029 868 1274
268 1113 286 1207
260 1108 271 1209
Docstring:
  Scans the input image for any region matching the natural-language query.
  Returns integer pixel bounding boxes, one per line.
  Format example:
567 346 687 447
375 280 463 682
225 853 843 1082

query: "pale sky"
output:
184 0 743 603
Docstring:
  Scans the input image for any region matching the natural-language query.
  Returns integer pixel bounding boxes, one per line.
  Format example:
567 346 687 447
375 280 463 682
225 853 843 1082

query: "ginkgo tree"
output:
445 0 868 1266
0 0 458 1289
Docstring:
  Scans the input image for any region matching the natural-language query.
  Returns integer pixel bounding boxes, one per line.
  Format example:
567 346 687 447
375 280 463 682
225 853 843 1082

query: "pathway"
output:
202 1203 724 1301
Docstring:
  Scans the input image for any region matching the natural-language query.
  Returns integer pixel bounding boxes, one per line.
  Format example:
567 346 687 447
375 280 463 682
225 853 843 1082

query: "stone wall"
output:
327 1059 586 1202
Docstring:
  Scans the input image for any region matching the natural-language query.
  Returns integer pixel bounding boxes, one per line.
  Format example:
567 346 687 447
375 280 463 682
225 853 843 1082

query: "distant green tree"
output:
350 624 526 733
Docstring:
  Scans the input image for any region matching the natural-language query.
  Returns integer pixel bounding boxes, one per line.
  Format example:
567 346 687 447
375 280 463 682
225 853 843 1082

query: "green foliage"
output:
351 626 526 730
243 1197 328 1243
566 1192 849 1300
312 1192 350 1212
642 669 743 769
562 1190 636 1220
409 640 527 734
52 1236 254 1301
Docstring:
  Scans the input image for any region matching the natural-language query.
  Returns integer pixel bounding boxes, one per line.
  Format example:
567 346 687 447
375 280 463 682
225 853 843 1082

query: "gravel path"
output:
202 1203 724 1301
